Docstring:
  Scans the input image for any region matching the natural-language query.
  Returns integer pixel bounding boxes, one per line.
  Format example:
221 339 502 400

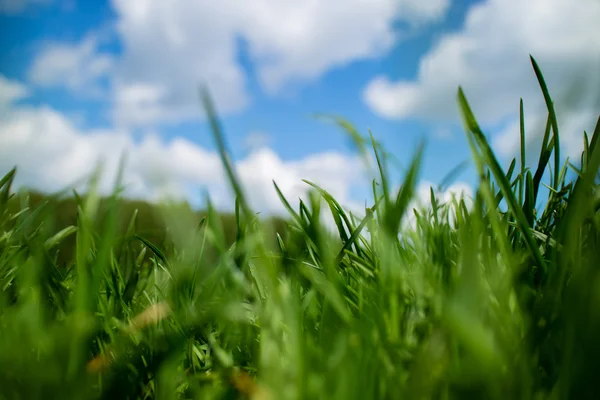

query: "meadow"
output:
0 57 599 399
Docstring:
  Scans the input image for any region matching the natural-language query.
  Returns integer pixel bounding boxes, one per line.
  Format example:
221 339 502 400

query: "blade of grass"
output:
531 55 560 193
519 99 526 206
457 87 548 275
200 87 253 223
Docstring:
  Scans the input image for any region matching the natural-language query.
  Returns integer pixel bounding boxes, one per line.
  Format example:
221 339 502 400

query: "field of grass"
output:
0 57 599 399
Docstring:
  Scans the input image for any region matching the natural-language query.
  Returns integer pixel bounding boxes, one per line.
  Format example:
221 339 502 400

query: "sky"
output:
1 0 599 218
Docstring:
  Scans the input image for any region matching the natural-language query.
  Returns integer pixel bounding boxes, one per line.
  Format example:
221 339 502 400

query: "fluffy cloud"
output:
19 0 450 126
28 34 114 97
0 105 134 197
238 147 364 213
243 131 271 153
108 0 449 127
0 76 367 216
0 75 30 107
363 0 600 158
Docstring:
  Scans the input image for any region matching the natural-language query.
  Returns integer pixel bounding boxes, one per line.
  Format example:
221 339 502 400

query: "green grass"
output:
1 56 599 400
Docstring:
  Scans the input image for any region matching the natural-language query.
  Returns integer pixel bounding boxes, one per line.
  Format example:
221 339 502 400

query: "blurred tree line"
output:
5 190 289 268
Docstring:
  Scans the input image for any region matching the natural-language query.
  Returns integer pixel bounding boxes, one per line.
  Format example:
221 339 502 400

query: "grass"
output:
1 56 599 399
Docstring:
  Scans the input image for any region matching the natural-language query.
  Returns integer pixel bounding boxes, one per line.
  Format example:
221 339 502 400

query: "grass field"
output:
1 57 599 399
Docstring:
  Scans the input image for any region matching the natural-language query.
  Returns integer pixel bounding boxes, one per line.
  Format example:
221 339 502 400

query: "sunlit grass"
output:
0 56 599 399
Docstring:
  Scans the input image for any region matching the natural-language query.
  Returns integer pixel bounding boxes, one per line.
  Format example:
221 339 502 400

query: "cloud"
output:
28 34 114 98
0 75 30 107
363 0 600 158
0 0 50 14
237 147 364 213
0 105 134 197
107 0 449 127
0 76 368 216
243 131 271 153
113 82 172 127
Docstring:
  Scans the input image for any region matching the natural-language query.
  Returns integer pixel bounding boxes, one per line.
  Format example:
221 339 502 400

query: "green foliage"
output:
1 57 599 399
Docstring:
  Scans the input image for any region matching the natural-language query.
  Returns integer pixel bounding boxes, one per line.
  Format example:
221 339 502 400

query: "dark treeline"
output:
5 189 289 268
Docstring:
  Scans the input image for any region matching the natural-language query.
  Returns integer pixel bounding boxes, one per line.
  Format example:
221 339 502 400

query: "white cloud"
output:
0 0 50 14
28 34 114 97
237 147 364 214
0 104 133 197
243 131 271 153
108 0 449 127
396 0 449 23
0 75 30 107
363 0 600 158
113 82 171 127
0 76 368 216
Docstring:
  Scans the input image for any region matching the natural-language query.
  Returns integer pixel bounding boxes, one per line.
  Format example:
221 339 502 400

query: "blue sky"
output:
1 0 599 216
